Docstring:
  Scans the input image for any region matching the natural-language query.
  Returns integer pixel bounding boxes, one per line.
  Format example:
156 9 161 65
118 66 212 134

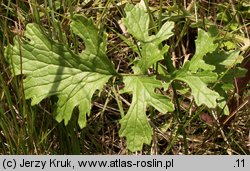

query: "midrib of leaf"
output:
131 12 146 39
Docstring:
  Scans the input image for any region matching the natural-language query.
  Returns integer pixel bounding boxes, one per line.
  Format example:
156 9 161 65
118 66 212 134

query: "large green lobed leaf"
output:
179 27 245 113
123 3 174 74
173 62 220 108
8 15 117 128
171 27 221 109
119 76 174 152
